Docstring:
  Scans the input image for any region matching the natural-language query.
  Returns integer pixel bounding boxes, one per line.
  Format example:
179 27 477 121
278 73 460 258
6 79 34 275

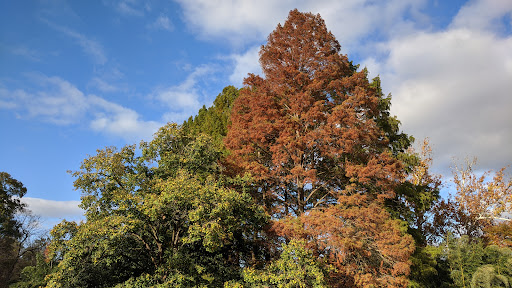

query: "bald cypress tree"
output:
225 9 414 287
226 9 402 216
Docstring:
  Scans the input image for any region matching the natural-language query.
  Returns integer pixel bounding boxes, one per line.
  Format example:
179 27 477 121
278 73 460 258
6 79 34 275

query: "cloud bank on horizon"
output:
1 0 511 224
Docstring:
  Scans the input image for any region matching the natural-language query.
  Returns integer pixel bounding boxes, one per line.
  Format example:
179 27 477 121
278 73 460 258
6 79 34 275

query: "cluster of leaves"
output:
7 9 512 288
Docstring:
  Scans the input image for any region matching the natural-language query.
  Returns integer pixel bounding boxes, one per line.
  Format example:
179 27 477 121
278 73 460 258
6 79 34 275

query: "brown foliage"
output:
485 221 512 248
225 9 400 216
225 9 414 287
273 194 414 287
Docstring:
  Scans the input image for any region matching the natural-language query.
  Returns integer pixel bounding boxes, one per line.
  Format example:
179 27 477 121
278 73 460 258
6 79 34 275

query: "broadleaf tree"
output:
45 126 269 287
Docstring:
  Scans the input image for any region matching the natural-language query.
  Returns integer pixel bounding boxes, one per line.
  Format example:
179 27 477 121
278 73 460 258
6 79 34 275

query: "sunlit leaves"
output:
46 125 269 287
453 158 512 224
241 240 329 288
274 196 414 288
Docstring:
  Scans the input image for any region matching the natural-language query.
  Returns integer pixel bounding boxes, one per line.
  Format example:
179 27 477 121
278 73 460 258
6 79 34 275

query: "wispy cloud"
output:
148 15 174 32
10 75 90 125
88 66 126 93
43 20 107 65
8 45 41 61
89 77 123 93
0 75 161 141
108 0 147 17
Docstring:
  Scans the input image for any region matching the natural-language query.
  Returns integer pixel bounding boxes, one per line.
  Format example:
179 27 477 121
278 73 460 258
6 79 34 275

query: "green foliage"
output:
45 126 268 287
445 235 485 287
408 246 442 288
0 172 27 239
1 173 48 287
471 265 509 288
9 253 55 288
427 235 512 288
369 76 413 157
238 240 329 288
141 122 225 183
183 85 239 143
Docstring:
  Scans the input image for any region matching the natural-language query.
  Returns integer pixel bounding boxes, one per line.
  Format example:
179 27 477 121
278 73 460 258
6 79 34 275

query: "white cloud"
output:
13 75 91 125
450 0 512 32
363 18 512 173
153 65 212 122
175 0 428 50
228 45 262 87
89 95 161 140
300 0 429 53
22 197 83 219
175 0 288 45
0 75 162 141
90 77 122 93
20 197 85 231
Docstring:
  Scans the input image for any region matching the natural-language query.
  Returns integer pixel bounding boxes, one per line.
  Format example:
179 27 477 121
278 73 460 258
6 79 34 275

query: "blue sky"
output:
1 0 511 229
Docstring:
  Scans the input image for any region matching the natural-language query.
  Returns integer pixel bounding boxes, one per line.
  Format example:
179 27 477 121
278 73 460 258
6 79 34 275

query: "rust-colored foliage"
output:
225 9 400 216
273 194 414 288
225 9 414 287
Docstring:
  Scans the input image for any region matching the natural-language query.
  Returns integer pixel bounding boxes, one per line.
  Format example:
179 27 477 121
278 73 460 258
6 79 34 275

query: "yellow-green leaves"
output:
153 171 268 253
49 126 268 287
241 240 329 288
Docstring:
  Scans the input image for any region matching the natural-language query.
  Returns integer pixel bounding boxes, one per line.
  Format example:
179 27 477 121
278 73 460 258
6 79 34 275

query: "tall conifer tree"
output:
226 9 401 215
225 10 414 287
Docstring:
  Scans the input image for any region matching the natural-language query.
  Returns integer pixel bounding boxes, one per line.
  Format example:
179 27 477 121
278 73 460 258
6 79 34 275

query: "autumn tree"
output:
453 158 511 224
225 9 414 287
429 159 512 245
272 195 414 288
226 9 404 216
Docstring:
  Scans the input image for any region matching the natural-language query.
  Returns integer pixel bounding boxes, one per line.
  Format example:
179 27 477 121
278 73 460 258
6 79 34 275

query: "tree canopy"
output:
6 9 512 288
